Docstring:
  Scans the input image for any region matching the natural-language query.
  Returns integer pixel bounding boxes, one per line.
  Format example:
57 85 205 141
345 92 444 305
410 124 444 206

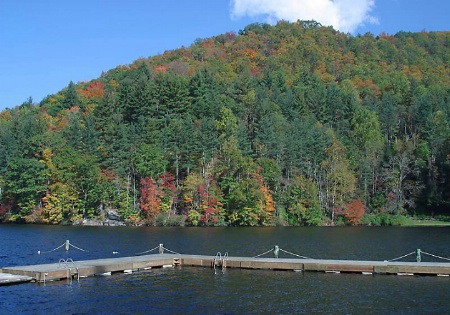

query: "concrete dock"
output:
1 253 450 285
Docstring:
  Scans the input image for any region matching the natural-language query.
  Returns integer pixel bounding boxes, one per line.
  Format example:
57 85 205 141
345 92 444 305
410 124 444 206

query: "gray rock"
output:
107 210 120 221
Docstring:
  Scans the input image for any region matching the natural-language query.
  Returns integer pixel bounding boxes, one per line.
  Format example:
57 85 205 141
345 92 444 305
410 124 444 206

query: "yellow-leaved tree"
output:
322 129 356 222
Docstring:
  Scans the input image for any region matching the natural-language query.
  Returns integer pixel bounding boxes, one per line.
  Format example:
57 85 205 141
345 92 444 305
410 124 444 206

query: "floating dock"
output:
0 272 33 285
1 253 450 285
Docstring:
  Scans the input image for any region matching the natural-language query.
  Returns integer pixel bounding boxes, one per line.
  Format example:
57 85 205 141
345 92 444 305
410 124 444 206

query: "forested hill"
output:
1 21 450 226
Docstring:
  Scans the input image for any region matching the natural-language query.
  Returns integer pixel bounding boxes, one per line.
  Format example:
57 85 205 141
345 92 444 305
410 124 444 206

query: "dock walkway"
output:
0 272 33 285
2 253 450 285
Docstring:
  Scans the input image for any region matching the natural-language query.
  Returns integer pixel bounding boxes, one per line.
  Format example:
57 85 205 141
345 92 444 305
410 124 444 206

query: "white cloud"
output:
230 0 378 33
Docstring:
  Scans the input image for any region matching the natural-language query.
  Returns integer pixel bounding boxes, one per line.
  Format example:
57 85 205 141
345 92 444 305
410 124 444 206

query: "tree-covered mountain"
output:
1 20 450 226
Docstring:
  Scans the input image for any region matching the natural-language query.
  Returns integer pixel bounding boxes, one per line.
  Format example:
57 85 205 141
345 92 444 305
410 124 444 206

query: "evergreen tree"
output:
62 81 79 110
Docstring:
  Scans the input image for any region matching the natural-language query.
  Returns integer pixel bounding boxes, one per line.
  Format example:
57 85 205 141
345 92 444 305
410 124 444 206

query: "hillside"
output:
1 20 450 226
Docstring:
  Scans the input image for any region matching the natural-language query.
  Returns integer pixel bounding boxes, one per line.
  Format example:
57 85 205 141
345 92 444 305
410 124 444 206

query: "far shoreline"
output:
1 216 450 227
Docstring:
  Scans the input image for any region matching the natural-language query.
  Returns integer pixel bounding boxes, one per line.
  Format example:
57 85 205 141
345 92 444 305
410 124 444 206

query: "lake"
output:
1 225 449 314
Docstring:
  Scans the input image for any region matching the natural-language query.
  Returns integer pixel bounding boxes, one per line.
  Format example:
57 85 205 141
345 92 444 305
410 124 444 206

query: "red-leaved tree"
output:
198 182 222 225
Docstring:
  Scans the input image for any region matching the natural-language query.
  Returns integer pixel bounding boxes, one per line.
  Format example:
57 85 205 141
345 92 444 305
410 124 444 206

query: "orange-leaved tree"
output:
344 199 365 225
140 177 161 222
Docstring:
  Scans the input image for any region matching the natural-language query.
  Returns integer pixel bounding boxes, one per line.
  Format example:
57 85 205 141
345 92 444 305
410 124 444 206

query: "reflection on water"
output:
1 225 449 314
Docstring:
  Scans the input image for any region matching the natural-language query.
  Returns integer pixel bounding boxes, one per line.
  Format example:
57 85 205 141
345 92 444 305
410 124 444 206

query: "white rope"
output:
39 241 87 254
421 251 450 261
253 248 274 258
69 243 88 252
136 245 160 255
162 246 180 254
279 248 313 259
385 251 415 262
38 242 66 254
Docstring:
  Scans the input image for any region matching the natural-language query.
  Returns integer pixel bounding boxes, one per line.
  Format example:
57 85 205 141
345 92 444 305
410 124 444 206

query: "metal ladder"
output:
213 252 228 274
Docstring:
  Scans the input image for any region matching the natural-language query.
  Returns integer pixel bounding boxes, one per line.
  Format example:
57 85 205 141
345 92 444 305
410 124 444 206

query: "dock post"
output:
65 240 70 251
159 244 164 254
273 245 279 258
416 249 421 262
68 269 72 284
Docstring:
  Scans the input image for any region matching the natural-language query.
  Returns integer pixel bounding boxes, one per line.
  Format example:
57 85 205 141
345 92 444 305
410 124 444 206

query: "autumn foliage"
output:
140 172 177 223
140 177 161 220
344 200 365 225
78 81 105 99
198 183 222 225
256 171 275 225
2 21 450 226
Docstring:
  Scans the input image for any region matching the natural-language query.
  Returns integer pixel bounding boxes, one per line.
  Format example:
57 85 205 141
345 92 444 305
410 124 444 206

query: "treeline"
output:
1 21 450 226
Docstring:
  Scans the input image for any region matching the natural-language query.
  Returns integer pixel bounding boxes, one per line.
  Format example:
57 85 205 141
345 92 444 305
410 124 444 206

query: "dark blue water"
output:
1 225 449 314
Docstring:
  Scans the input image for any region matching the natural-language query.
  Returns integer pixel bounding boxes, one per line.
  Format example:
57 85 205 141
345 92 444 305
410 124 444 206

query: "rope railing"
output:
253 246 313 259
279 248 313 259
253 248 274 258
421 251 450 262
38 240 88 254
136 244 180 255
161 246 180 255
253 247 449 263
384 249 450 263
38 243 66 254
37 241 450 265
254 246 450 262
68 243 87 252
135 245 160 255
384 251 416 262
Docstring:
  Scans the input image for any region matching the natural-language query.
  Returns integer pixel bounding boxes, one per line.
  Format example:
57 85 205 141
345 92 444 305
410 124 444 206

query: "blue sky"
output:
0 0 449 111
